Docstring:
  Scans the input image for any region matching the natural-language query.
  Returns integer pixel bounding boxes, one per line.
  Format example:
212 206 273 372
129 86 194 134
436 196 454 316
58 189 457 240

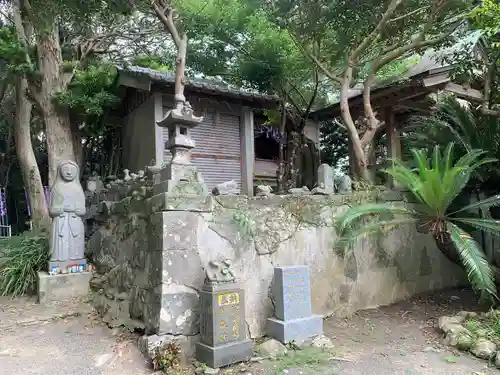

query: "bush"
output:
151 342 182 372
0 234 49 297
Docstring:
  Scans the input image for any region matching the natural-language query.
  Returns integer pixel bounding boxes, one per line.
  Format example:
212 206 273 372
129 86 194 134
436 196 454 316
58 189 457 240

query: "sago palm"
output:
337 143 500 300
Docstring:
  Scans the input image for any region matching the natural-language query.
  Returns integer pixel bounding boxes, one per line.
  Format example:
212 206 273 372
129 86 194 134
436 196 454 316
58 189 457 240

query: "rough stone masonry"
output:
87 187 467 361
85 95 467 365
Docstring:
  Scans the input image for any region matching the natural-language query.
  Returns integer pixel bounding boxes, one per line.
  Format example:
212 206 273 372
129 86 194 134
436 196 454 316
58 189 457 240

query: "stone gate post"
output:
140 94 212 360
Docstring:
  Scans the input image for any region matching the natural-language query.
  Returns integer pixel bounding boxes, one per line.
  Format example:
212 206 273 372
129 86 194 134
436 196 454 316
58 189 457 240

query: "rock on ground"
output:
203 367 220 374
471 338 497 360
438 316 465 331
457 311 478 319
495 351 500 368
257 338 287 357
311 335 335 349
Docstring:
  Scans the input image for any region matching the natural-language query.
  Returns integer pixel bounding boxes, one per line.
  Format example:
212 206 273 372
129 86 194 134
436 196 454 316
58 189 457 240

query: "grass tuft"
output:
0 234 49 297
264 347 333 375
466 310 500 344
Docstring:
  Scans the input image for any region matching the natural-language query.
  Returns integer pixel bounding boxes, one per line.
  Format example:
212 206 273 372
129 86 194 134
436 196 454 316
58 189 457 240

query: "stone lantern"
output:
152 94 207 198
157 94 203 167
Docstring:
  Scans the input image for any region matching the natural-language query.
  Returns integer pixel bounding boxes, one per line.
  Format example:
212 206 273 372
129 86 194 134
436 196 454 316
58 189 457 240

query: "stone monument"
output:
312 164 335 195
337 174 352 194
37 160 92 304
196 260 253 368
267 265 323 343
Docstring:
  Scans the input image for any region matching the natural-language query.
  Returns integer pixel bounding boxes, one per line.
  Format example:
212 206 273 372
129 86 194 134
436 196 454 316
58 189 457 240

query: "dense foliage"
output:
0 234 49 296
405 96 500 190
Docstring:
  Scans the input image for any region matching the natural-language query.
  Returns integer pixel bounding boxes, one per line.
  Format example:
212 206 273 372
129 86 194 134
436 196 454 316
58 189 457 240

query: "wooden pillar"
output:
153 92 164 167
385 108 402 188
240 107 255 196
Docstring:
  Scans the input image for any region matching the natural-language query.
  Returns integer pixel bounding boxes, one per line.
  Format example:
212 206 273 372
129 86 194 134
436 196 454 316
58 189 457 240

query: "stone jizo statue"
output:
49 161 86 266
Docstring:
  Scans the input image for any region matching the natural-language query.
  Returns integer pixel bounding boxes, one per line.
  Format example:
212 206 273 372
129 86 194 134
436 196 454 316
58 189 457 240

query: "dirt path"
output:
0 289 498 375
0 296 151 375
321 288 499 375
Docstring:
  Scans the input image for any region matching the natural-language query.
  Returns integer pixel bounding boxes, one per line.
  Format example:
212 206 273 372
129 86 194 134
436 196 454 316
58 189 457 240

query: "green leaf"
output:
452 218 500 238
338 217 420 254
450 194 500 216
448 222 497 300
336 203 418 234
443 355 457 363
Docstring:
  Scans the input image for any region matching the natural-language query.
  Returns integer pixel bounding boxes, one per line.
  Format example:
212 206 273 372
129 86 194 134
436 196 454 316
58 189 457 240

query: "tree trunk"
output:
0 112 13 186
72 120 84 170
37 26 75 185
284 130 301 190
276 104 287 193
174 35 188 100
14 77 50 232
340 66 371 182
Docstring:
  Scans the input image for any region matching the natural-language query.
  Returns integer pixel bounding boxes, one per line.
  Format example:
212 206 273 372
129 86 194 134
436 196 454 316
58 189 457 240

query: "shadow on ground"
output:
0 289 499 374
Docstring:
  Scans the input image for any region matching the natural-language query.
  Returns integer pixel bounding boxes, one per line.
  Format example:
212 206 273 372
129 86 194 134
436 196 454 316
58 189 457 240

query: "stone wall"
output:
86 189 466 343
86 197 150 330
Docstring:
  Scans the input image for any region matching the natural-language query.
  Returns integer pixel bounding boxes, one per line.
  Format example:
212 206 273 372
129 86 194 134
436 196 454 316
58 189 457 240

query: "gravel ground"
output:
1 289 499 375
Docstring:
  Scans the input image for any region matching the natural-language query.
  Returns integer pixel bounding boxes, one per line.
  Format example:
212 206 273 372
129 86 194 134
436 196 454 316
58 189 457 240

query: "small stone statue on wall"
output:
204 259 236 284
49 161 86 266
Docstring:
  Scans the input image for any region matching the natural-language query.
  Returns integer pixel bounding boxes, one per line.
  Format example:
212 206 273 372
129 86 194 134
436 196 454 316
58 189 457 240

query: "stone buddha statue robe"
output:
49 161 86 262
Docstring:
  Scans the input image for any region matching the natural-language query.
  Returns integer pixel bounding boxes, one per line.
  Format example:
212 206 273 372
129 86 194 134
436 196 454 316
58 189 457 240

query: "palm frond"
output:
386 143 478 215
404 96 500 185
336 203 418 234
337 218 420 256
448 222 497 300
454 149 495 170
450 194 500 216
452 218 500 237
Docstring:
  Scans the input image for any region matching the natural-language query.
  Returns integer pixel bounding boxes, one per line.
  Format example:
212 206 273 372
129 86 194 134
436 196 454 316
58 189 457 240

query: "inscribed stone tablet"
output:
199 289 246 347
272 266 312 321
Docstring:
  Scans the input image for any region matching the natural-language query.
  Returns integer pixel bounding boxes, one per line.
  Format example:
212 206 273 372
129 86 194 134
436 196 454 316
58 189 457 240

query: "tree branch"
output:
283 78 309 108
281 87 303 115
336 0 403 178
19 0 35 24
302 64 320 124
302 47 343 84
13 0 32 68
289 31 343 85
388 5 431 23
480 51 500 117
13 0 42 104
152 0 182 48
349 0 403 63
152 0 187 99
360 3 456 147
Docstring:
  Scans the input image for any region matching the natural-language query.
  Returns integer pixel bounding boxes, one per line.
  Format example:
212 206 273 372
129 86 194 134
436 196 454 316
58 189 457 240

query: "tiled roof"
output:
313 31 483 111
325 52 452 104
118 65 279 104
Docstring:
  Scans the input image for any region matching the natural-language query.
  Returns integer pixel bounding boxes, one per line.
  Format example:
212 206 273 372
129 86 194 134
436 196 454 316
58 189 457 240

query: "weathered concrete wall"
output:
86 191 465 341
188 194 464 338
